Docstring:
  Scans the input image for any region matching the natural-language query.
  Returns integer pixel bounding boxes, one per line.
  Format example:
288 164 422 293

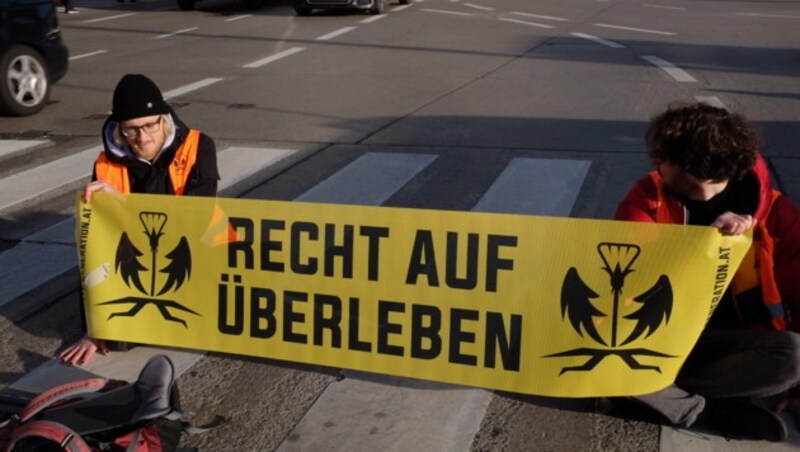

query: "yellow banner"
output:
77 193 750 397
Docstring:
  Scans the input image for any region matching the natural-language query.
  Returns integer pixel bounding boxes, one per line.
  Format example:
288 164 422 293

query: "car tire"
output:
398 0 411 4
369 0 385 14
293 0 311 15
177 0 195 10
0 45 50 117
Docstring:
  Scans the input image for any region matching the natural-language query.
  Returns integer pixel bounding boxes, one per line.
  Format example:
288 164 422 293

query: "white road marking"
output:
594 23 676 35
422 8 474 16
296 153 437 205
243 47 306 68
0 139 49 158
68 50 108 61
511 11 567 21
695 96 726 108
570 32 625 49
316 26 357 41
226 14 252 22
151 27 198 40
736 12 800 19
641 55 697 82
499 18 554 29
162 78 224 100
393 4 413 11
361 14 387 23
473 158 591 216
643 4 685 10
0 146 100 214
83 12 136 23
463 3 494 11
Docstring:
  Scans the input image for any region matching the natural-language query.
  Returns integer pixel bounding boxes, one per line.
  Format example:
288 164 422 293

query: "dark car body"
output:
293 0 410 16
0 0 69 115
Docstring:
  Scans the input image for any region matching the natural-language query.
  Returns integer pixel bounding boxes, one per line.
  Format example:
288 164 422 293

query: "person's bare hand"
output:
777 396 800 430
58 336 109 366
83 180 116 203
712 212 755 236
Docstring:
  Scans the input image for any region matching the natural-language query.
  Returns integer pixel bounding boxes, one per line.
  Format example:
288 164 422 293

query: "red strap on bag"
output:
19 378 109 422
5 420 92 452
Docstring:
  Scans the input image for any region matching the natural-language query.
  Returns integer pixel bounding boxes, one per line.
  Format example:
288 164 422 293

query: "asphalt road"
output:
1 0 799 450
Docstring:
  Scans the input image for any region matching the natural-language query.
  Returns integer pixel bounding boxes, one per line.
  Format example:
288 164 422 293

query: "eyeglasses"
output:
120 117 162 138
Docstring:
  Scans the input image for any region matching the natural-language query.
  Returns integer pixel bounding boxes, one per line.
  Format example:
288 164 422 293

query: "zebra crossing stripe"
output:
280 156 592 451
0 146 100 215
0 139 50 159
473 158 591 216
296 152 437 205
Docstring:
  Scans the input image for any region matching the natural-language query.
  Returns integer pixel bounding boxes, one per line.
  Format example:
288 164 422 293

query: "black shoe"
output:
698 398 788 442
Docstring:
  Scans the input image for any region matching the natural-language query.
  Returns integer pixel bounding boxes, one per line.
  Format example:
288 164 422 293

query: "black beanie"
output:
111 74 169 122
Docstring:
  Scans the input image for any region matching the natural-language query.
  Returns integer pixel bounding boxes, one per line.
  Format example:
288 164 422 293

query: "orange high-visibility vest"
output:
94 130 200 195
93 130 235 246
649 172 786 330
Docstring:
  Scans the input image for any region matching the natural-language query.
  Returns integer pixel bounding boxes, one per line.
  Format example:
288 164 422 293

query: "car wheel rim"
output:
7 54 47 108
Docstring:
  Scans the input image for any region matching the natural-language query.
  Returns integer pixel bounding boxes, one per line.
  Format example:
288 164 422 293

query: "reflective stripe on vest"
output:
649 172 786 330
94 129 201 195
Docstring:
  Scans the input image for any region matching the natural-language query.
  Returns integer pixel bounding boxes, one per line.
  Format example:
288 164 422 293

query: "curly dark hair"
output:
646 102 760 181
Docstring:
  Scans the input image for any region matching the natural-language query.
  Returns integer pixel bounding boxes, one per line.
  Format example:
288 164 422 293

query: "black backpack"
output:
0 355 212 451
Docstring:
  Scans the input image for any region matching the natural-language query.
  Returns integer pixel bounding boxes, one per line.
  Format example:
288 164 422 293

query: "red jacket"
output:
615 155 800 331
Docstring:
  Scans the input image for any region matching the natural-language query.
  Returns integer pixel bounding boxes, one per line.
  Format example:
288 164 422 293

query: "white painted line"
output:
83 12 136 23
278 375 493 452
474 158 591 216
0 139 50 158
162 77 224 100
0 146 99 214
422 8 474 16
393 4 413 12
499 17 554 29
463 3 494 11
218 147 296 191
226 14 252 22
643 4 685 10
151 27 198 40
361 14 387 23
316 26 357 41
736 12 800 19
511 11 567 21
641 55 697 82
243 47 305 68
695 96 726 109
594 23 676 35
297 153 437 205
68 50 108 61
570 32 625 48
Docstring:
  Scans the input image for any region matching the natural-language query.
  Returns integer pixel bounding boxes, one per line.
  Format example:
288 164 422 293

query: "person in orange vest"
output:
58 73 219 366
613 102 800 442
